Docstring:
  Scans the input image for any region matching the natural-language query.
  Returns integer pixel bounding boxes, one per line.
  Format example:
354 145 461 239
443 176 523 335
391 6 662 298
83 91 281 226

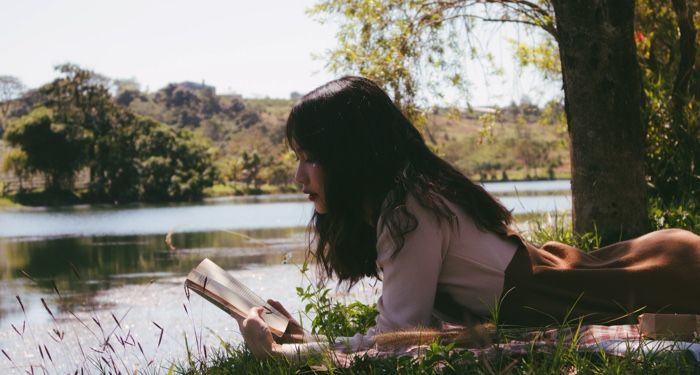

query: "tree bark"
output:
551 0 649 243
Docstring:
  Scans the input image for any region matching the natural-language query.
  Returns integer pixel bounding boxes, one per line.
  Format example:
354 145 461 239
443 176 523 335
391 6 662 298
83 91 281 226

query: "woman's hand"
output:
239 307 278 358
267 299 308 343
237 301 312 358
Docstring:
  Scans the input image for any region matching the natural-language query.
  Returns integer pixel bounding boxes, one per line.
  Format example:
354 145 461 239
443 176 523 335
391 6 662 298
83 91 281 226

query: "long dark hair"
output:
286 76 512 287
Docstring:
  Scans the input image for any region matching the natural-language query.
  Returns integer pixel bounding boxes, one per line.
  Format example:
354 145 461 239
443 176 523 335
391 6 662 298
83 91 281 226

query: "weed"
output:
295 261 378 342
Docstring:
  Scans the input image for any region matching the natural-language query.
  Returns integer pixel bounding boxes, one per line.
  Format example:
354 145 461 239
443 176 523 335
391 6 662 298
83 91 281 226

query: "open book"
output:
185 258 289 337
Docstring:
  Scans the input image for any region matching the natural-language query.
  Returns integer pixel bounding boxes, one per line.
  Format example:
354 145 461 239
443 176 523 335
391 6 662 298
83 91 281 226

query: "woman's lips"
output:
308 193 318 201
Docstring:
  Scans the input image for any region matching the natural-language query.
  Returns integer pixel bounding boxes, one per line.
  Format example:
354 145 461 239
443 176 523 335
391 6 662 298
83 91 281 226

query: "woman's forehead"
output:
289 135 318 153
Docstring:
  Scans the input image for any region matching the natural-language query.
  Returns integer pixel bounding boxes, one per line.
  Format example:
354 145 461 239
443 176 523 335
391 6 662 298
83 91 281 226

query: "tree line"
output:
1 64 218 203
1 64 573 204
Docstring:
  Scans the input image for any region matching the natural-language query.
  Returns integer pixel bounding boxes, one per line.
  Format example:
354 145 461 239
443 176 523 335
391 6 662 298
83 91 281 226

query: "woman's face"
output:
294 150 327 214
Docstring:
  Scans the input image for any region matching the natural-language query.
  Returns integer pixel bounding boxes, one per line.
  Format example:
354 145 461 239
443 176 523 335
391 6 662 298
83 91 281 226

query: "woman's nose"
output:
294 162 307 184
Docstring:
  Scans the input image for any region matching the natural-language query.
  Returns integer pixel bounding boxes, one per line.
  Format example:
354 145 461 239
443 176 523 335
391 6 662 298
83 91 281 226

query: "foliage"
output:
295 262 379 343
240 150 262 188
40 64 135 199
0 147 31 192
636 0 700 208
511 36 561 80
124 85 296 192
136 83 252 134
1 64 220 203
2 63 577 204
308 0 555 119
513 125 560 179
129 118 218 201
440 111 566 181
4 107 88 191
525 211 602 251
648 197 699 233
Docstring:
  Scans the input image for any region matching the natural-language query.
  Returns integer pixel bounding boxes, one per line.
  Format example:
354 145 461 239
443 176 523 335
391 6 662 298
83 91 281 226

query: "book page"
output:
185 258 289 336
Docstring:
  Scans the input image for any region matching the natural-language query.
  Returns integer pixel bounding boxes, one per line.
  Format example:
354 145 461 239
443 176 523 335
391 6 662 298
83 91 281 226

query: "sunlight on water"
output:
0 181 570 372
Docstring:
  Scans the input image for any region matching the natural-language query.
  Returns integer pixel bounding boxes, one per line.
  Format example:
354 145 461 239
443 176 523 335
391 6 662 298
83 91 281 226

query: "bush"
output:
649 197 699 233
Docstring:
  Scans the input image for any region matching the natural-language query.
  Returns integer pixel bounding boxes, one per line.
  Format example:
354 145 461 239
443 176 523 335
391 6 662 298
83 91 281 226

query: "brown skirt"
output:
498 229 700 326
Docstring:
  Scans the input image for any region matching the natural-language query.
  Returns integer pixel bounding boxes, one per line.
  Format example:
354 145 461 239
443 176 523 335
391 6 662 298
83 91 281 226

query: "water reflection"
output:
0 227 307 325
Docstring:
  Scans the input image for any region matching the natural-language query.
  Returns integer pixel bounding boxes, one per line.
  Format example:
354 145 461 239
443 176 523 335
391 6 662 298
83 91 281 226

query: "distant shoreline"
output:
0 178 571 210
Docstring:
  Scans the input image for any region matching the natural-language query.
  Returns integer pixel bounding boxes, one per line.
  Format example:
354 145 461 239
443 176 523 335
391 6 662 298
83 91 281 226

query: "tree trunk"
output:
551 0 649 244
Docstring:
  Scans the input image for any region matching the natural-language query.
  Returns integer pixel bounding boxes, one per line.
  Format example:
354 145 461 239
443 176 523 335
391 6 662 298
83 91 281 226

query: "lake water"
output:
0 180 570 373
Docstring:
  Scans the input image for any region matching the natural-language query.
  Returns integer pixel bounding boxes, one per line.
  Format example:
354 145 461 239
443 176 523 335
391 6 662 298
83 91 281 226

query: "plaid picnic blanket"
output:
331 324 700 366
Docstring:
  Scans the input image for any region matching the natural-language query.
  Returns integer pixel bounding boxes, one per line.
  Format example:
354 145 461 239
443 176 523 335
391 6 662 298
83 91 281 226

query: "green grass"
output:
177 339 699 374
0 196 20 208
0 188 84 208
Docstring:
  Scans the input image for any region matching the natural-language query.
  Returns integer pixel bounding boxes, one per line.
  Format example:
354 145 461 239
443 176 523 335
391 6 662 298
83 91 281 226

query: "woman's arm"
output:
374 197 448 331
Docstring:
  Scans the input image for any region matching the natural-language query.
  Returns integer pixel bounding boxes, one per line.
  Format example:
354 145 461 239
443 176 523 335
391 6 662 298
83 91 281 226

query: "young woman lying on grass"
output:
235 76 700 360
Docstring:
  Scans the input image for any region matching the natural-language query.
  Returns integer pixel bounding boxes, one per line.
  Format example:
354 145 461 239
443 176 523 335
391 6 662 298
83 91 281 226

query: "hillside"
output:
0 79 569 198
120 84 570 185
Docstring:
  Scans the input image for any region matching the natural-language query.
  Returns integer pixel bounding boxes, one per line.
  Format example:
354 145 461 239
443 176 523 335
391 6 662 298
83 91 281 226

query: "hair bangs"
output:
286 105 323 157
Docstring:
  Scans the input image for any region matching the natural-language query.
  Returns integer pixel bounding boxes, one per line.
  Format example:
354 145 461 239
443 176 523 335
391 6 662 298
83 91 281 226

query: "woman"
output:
237 76 700 359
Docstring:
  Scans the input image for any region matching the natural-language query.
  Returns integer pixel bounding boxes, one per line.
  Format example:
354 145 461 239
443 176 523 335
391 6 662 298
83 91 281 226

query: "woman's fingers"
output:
267 299 303 328
267 299 293 319
264 300 309 344
241 307 275 358
243 307 266 329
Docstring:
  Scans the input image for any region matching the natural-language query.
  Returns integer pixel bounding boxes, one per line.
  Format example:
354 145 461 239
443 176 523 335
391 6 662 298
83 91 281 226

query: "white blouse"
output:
340 194 518 351
374 194 518 330
278 194 519 356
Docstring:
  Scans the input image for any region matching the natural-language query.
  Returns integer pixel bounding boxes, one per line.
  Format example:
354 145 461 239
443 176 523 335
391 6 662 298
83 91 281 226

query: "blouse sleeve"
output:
273 198 450 356
374 197 449 332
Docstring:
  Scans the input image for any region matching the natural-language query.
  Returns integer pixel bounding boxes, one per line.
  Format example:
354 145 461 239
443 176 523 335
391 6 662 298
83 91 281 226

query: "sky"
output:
0 0 561 106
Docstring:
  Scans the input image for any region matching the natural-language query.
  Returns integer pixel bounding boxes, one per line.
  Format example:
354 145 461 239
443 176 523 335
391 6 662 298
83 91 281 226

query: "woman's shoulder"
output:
375 191 457 261
378 190 456 225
